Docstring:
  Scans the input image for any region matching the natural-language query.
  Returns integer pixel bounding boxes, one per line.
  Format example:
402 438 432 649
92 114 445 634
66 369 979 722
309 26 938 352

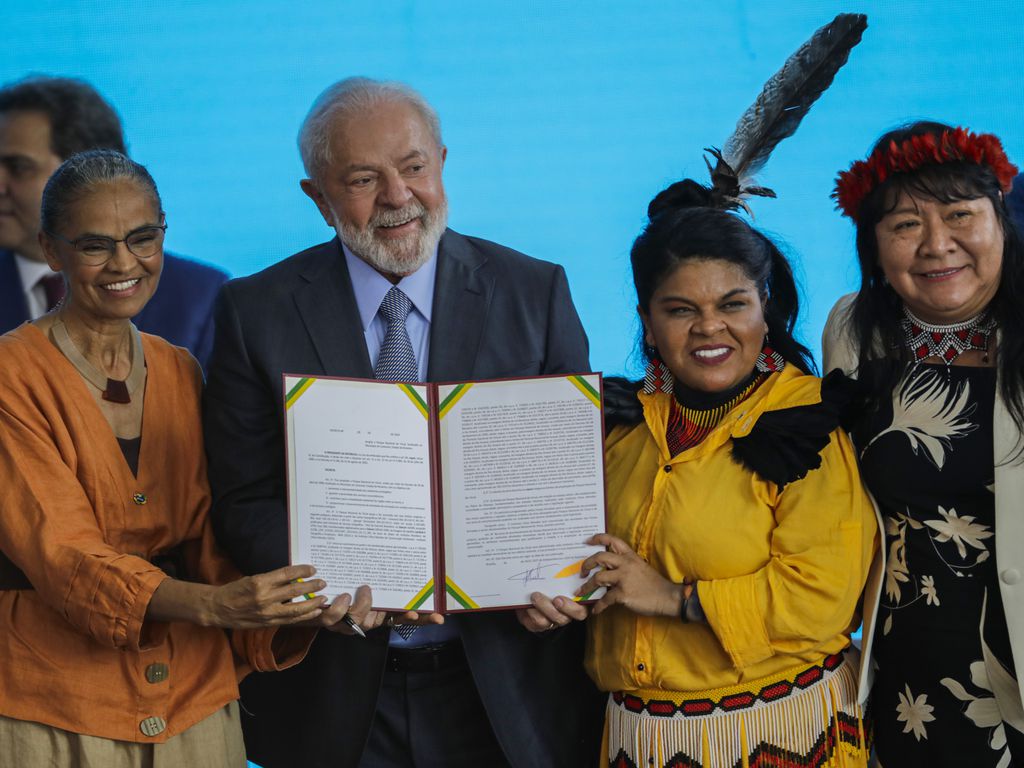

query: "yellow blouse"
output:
586 366 878 693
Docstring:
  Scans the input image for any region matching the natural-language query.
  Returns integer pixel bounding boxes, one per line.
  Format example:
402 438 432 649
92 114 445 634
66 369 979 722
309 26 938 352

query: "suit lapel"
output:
293 240 374 377
427 231 493 381
0 251 30 334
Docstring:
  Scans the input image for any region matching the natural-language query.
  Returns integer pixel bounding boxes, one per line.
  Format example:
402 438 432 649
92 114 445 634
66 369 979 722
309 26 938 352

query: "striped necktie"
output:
375 285 420 640
374 286 419 382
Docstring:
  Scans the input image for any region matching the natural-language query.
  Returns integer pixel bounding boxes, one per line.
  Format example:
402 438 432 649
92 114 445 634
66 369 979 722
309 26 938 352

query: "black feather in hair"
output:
708 13 868 213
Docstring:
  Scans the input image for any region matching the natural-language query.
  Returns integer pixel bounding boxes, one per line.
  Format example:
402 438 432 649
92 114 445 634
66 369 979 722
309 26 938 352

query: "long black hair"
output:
632 178 815 374
846 121 1024 454
606 179 815 427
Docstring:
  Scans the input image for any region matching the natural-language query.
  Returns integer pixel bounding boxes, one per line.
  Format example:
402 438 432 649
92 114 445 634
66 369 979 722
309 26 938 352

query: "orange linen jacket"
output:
0 324 311 743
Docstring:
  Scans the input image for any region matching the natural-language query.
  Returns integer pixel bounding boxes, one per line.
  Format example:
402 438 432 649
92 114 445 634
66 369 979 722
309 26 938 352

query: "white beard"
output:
336 197 448 276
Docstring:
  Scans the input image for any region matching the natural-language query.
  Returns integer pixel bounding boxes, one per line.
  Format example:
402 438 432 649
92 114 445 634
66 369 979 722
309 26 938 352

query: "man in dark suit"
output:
204 77 603 768
1009 172 1024 234
0 76 227 365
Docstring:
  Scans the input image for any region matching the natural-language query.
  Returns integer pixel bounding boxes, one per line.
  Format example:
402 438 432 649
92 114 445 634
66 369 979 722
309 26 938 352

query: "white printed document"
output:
284 373 606 612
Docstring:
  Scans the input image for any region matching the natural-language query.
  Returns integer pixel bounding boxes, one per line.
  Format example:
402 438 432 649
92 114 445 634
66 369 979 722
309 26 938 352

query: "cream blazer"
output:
822 293 1024 716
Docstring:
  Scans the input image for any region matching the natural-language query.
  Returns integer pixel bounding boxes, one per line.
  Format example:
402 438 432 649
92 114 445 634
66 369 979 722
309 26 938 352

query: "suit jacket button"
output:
145 663 169 683
1002 568 1021 585
140 716 166 736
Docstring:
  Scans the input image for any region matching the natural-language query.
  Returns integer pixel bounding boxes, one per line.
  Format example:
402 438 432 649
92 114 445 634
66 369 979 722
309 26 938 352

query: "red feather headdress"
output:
833 127 1018 221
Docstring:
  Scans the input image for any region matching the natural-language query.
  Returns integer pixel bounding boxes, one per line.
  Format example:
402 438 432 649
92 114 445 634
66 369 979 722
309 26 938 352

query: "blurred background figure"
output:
0 76 227 367
1009 172 1024 234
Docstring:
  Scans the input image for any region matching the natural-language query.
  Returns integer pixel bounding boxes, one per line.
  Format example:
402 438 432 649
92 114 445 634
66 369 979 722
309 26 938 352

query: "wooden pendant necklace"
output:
51 319 145 404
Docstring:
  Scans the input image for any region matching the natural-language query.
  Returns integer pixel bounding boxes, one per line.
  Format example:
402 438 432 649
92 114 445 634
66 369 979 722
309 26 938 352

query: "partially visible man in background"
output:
1009 172 1024 234
0 76 227 366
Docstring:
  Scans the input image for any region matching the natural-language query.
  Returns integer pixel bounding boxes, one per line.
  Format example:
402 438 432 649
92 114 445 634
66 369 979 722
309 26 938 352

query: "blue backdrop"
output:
4 1 1023 376
4 3 1022 765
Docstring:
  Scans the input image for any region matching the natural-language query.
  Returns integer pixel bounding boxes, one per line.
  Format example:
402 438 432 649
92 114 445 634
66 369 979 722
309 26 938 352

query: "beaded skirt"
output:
603 651 867 768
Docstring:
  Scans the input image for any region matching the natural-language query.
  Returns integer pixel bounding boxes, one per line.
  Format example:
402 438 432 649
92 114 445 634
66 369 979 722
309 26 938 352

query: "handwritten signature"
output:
507 562 560 585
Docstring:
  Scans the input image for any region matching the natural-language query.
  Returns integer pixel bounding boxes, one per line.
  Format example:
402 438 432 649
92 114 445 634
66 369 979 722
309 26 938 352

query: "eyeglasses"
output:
46 218 168 266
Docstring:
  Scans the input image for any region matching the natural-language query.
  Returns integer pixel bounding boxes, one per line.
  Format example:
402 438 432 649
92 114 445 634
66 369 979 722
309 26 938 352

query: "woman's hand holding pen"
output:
517 530 685 632
148 564 332 629
576 533 685 618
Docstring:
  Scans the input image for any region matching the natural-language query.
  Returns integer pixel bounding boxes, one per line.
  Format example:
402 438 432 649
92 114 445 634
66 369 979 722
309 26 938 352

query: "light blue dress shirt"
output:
341 242 459 646
342 243 435 381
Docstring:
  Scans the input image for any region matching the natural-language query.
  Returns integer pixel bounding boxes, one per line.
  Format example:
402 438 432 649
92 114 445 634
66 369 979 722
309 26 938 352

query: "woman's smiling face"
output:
41 178 164 324
874 192 1004 324
641 258 766 393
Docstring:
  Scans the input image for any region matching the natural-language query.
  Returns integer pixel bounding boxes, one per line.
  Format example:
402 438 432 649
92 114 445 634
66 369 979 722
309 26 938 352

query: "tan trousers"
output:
0 701 246 768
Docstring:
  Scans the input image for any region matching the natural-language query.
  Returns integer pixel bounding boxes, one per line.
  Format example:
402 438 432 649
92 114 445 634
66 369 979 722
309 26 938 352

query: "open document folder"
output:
285 372 607 612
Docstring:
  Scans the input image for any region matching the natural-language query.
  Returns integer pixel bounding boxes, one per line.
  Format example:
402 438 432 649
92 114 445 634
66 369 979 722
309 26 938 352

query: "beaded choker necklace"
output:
51 320 145 404
899 306 995 365
666 372 767 457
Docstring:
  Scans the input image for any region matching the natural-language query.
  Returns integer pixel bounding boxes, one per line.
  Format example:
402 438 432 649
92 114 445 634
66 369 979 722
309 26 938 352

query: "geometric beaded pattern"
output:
609 652 845 720
665 373 767 457
606 653 865 768
609 709 863 768
754 344 786 373
643 356 675 394
900 306 994 365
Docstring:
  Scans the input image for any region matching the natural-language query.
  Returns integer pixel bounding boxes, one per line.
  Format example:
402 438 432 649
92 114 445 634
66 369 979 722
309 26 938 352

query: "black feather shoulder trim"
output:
603 377 644 433
729 370 859 490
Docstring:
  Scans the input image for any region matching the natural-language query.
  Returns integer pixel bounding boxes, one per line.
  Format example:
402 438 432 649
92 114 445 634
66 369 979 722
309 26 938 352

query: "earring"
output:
755 336 785 373
642 349 674 394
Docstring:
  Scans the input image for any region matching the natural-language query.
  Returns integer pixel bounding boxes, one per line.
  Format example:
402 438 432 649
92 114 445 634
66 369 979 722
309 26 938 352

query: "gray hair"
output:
298 77 443 181
41 149 161 233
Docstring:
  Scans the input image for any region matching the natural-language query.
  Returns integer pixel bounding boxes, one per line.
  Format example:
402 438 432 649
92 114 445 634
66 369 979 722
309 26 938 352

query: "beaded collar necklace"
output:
666 372 767 457
899 306 995 365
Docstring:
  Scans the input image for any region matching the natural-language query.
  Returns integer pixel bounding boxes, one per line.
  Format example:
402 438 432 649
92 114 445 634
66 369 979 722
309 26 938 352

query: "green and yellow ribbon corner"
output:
566 375 601 408
444 575 479 609
438 383 473 420
285 377 315 409
397 383 429 419
404 579 435 611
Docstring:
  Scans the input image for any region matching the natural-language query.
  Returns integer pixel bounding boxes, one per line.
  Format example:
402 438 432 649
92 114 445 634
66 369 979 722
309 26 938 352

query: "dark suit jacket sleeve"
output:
541 264 590 375
203 284 288 575
191 300 219 371
131 253 228 370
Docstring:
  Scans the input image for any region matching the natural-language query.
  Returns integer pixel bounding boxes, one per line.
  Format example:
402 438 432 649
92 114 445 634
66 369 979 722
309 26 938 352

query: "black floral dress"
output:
853 363 1024 767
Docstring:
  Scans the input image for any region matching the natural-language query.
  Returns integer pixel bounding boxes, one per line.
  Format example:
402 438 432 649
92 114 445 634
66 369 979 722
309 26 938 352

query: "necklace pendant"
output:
103 379 131 404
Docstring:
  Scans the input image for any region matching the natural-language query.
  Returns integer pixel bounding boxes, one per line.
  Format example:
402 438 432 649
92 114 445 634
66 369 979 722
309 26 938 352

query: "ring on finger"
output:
384 615 396 628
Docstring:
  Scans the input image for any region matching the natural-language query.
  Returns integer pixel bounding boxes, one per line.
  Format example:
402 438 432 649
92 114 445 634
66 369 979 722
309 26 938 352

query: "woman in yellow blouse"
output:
521 178 878 768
